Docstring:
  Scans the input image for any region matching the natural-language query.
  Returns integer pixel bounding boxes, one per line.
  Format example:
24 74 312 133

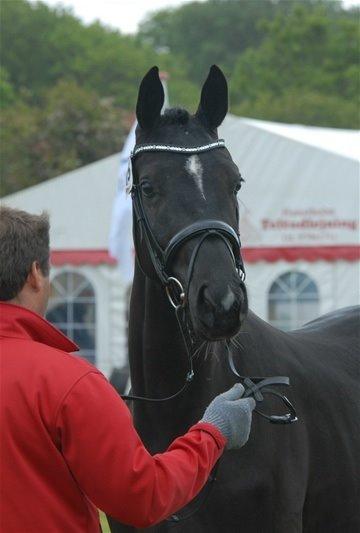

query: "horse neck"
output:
128 264 230 450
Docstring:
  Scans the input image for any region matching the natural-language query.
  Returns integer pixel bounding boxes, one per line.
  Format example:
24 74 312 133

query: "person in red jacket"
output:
0 206 255 532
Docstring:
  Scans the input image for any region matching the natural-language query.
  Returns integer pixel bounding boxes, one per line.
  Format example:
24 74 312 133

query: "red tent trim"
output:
243 246 360 263
51 246 360 267
51 250 117 266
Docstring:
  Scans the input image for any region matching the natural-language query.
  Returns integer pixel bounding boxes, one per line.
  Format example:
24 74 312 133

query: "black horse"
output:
108 66 360 533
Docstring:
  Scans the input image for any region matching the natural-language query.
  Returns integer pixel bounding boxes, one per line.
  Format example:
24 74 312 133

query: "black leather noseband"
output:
165 219 244 278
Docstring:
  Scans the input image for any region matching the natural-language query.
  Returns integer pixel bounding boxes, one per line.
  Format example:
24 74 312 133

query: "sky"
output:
28 0 360 34
28 0 206 33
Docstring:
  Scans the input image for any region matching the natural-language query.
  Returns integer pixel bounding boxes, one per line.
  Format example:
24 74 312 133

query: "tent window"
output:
47 272 96 365
268 271 319 331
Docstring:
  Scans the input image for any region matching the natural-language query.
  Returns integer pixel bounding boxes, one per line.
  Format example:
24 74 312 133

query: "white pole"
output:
160 71 170 111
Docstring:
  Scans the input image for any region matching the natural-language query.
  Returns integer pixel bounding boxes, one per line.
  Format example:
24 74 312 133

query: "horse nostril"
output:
203 286 239 314
203 287 215 308
197 286 215 328
220 287 238 312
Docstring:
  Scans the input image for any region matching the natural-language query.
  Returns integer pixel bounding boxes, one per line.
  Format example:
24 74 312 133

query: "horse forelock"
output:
159 108 190 126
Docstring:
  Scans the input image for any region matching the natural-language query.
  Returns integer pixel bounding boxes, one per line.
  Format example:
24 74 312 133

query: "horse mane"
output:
158 108 190 126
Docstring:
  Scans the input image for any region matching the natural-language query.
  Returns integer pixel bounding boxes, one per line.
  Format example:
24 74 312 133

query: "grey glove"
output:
200 383 256 449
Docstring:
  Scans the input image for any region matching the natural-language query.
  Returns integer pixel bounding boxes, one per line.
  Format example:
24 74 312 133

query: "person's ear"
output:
27 261 43 292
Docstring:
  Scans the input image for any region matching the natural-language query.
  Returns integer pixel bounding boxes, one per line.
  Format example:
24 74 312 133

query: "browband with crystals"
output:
133 139 225 157
126 139 226 194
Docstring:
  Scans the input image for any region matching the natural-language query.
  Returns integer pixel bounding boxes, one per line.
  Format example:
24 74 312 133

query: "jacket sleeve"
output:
55 371 226 528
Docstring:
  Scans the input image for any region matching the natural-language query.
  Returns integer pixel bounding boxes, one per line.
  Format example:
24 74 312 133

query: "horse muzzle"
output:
193 281 248 340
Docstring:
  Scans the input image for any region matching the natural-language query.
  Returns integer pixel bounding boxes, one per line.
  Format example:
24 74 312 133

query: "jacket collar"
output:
0 302 78 353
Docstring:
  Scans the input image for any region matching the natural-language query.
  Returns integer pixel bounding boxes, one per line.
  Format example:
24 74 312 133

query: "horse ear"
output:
136 66 164 130
196 65 228 130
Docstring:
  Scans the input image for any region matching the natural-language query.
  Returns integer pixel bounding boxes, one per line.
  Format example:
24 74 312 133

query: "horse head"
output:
131 65 248 341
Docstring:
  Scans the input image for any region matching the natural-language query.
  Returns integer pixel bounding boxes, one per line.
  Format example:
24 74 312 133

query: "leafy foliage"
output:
0 0 359 195
229 2 359 126
0 68 16 109
0 0 197 109
138 0 289 83
0 81 126 195
234 90 359 129
0 0 198 194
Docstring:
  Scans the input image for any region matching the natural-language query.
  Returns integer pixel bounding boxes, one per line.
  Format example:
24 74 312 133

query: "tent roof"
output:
240 118 359 161
219 115 359 254
2 115 359 262
2 153 120 251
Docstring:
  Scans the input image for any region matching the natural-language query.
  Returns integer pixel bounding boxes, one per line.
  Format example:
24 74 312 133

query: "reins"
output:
227 350 297 424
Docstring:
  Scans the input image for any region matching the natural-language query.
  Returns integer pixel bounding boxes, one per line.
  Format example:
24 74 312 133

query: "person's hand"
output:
200 383 256 449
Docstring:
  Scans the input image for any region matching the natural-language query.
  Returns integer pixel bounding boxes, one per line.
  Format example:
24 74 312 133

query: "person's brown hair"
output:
0 206 50 301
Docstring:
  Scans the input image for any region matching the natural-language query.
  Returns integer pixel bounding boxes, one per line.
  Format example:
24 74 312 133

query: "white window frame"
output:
47 269 97 364
268 271 319 331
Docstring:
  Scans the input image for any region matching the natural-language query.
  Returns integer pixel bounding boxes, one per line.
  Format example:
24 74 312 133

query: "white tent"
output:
2 154 126 375
219 117 359 326
3 153 120 251
2 115 359 371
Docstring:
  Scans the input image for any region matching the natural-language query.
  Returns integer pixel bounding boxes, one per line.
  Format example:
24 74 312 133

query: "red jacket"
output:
0 303 225 531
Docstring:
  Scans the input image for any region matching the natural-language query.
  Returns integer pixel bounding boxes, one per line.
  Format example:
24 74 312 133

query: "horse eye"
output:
140 181 155 198
233 176 244 195
234 182 242 194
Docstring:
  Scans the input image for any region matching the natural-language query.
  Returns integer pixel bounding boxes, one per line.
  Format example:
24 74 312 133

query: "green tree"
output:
138 0 298 84
0 0 197 110
0 81 127 195
0 100 41 194
229 3 359 127
235 90 359 129
0 0 200 195
0 67 16 108
1 0 358 196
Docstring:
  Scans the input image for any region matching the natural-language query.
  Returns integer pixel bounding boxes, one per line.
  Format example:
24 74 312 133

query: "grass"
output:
99 511 111 533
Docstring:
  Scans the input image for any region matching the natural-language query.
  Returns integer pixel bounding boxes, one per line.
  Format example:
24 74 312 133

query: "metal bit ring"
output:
166 277 186 309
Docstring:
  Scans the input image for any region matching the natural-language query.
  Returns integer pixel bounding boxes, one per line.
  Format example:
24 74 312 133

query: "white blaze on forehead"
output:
185 155 205 199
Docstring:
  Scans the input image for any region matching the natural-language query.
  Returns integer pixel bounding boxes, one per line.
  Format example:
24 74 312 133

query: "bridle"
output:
122 138 297 426
121 137 297 523
126 139 245 288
